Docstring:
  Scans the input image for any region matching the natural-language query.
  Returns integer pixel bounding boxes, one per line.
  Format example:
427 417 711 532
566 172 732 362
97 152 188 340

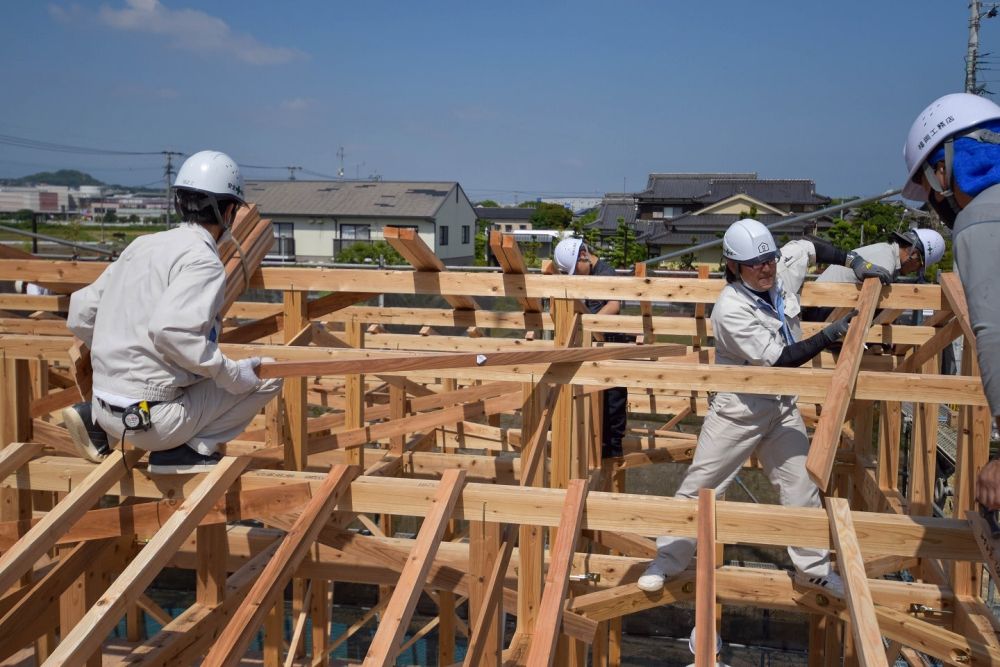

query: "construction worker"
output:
814 228 945 285
901 93 1000 509
553 237 628 458
62 150 282 474
636 219 891 595
803 227 945 321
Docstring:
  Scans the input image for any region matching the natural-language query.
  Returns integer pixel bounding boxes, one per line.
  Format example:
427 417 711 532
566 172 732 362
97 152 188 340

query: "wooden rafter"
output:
384 226 478 310
362 469 467 666
201 464 359 667
806 278 884 490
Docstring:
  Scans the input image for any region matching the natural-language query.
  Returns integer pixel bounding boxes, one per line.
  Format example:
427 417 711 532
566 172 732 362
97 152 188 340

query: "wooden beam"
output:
490 231 543 313
525 479 590 666
257 343 682 379
383 226 478 310
362 469 467 666
695 488 717 667
826 497 888 667
807 278 882 491
0 448 144 594
42 456 249 666
201 464 359 667
0 442 41 481
5 460 988 561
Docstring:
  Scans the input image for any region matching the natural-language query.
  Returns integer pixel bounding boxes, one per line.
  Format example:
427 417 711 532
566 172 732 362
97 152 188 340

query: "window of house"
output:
273 222 294 238
340 223 371 240
462 225 470 244
505 224 513 232
440 226 449 246
519 224 527 230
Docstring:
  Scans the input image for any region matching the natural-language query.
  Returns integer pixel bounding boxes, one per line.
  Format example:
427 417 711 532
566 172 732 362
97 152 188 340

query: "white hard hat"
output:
892 228 946 267
721 218 779 264
174 150 245 203
688 627 723 655
554 237 584 274
902 93 1000 200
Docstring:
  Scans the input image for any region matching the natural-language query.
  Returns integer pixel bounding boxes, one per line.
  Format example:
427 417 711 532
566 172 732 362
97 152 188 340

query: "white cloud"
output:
47 3 85 23
92 0 305 65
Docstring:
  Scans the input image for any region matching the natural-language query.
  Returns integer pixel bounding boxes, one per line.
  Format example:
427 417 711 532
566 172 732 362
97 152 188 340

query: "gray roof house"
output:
246 180 478 264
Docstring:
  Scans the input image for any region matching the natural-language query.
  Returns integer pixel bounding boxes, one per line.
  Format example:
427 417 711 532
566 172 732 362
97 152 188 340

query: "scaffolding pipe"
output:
0 223 116 257
642 188 902 265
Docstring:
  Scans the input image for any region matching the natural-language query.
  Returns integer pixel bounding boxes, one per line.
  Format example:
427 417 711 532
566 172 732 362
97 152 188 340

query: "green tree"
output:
475 199 500 208
102 210 118 224
738 204 759 220
821 201 907 252
15 209 33 222
569 208 601 247
474 219 492 266
127 214 139 223
605 217 646 269
336 240 405 265
528 202 573 230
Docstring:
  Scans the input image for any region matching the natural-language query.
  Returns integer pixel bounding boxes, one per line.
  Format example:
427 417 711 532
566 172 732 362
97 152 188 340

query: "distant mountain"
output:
1 170 105 187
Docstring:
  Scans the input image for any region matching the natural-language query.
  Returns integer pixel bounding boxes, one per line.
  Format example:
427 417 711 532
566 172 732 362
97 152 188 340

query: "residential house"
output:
593 173 832 266
246 180 478 265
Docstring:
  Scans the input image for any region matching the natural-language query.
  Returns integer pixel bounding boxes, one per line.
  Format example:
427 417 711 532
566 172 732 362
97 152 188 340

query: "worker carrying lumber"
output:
554 237 628 458
637 218 871 596
61 150 282 475
814 228 945 285
802 227 945 322
901 93 1000 509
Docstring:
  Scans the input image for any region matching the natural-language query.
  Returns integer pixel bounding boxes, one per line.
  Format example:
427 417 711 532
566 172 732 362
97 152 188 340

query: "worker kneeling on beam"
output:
637 218 866 596
61 150 283 475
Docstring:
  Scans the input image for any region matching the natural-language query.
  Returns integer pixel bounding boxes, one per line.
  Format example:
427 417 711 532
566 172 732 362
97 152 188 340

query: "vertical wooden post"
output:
877 402 901 498
196 524 227 607
694 489 717 667
550 298 576 499
282 289 311 663
909 358 939 517
516 381 546 640
469 519 502 666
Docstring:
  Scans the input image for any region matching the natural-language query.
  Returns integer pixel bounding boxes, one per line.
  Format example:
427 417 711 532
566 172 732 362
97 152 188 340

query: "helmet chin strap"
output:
922 138 962 225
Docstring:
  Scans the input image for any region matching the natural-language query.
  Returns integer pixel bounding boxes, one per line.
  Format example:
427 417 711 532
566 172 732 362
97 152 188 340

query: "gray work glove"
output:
846 251 892 285
821 309 858 345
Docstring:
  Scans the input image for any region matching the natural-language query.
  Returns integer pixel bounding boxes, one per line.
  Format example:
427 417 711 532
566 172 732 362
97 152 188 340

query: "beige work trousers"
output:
94 377 283 456
652 391 831 578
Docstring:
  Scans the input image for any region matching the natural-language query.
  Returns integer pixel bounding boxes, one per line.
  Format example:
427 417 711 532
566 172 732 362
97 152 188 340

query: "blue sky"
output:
1 1 997 203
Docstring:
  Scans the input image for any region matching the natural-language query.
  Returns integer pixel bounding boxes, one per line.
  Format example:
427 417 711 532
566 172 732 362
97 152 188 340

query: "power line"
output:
0 132 165 156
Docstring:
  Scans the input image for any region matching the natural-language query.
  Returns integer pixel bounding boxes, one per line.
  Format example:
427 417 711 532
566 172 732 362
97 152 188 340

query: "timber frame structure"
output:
0 227 998 666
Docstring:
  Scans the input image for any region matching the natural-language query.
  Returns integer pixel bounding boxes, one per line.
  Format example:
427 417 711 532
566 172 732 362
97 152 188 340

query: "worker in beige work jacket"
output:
63 151 282 474
637 218 892 596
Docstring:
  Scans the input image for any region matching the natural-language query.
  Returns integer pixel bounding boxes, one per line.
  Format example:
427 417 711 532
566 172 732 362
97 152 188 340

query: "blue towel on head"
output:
928 119 1000 197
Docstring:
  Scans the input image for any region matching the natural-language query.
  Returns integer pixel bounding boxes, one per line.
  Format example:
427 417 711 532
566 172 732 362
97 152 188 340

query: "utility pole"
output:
286 166 302 180
968 0 981 94
162 150 184 228
337 146 345 178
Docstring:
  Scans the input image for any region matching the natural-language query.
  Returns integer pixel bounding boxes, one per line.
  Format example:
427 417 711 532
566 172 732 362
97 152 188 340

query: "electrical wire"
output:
0 132 167 156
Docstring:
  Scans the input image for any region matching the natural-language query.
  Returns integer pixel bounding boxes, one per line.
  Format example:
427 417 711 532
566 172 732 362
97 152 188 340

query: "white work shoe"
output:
636 559 668 592
799 571 844 598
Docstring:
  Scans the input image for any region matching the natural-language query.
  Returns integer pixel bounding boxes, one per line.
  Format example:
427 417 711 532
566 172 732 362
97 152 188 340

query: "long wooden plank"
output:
258 344 681 378
807 278 883 491
0 261 948 310
826 498 888 667
0 448 144 594
695 488 717 667
463 532 514 666
940 272 975 342
362 469 467 666
201 464 359 667
5 459 985 561
525 479 590 666
491 231 543 313
42 456 249 666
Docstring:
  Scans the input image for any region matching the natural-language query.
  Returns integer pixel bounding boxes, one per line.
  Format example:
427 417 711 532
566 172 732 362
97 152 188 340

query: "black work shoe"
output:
62 402 111 463
148 444 222 475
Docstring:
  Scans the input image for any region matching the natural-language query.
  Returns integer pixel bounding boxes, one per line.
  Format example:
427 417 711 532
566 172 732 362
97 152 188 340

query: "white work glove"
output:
233 357 261 393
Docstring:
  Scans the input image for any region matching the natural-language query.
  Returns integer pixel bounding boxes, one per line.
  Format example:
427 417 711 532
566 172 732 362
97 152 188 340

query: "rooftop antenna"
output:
286 166 302 180
337 146 345 178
